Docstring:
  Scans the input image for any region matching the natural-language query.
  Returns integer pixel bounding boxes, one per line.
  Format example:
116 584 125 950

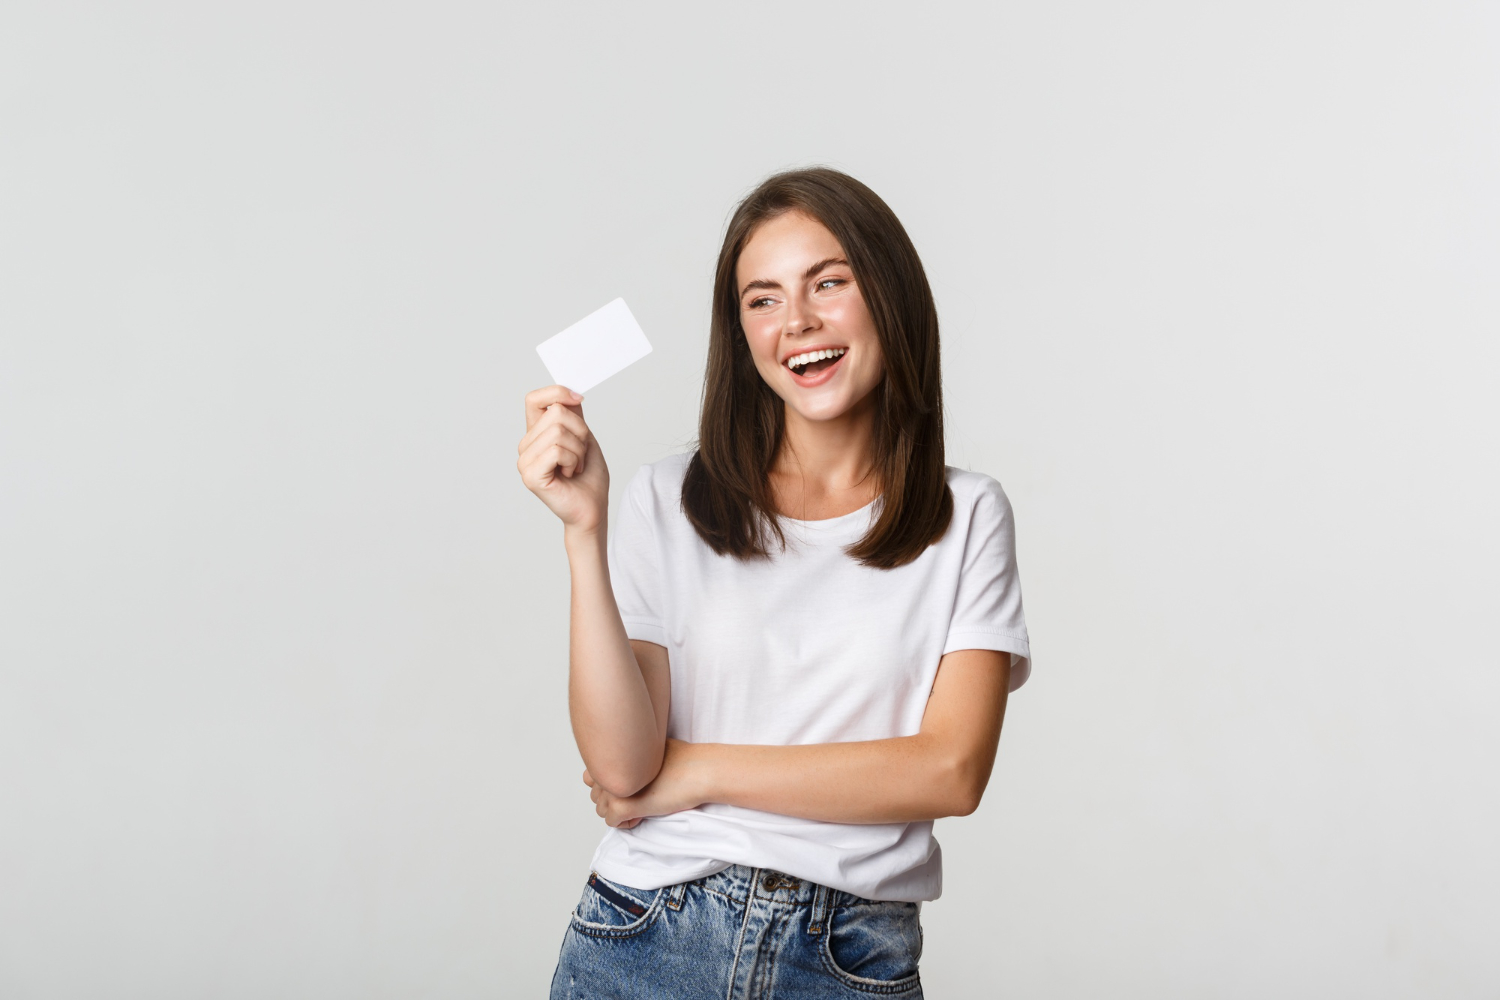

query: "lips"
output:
786 349 847 387
783 346 848 371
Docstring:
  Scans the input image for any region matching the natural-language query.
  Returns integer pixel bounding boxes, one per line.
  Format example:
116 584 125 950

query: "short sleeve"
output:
942 478 1032 690
608 466 669 647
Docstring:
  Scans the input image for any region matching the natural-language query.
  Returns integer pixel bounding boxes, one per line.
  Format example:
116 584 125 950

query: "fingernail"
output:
570 391 583 401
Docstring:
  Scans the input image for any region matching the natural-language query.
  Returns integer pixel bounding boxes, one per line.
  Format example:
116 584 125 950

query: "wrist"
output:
684 741 721 808
563 522 606 555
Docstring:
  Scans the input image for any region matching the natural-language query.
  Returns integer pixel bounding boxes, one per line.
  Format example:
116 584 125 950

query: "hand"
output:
582 739 709 829
517 385 609 534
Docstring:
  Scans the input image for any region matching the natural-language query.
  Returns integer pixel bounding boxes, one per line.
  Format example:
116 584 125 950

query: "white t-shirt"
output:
589 453 1030 902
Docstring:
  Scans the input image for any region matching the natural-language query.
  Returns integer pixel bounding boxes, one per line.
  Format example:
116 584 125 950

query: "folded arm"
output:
585 648 1010 826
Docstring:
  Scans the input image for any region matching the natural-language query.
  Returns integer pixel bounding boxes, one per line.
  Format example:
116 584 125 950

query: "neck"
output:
770 397 880 518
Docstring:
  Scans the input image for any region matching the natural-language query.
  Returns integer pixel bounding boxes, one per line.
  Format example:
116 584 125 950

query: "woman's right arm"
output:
517 385 669 798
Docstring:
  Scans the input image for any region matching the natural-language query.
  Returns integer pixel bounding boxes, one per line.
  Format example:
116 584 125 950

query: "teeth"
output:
786 347 847 371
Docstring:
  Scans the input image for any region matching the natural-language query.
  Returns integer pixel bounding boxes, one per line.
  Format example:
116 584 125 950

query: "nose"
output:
783 291 819 336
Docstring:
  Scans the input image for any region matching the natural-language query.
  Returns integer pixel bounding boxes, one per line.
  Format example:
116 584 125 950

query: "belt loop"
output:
809 883 831 937
667 879 688 911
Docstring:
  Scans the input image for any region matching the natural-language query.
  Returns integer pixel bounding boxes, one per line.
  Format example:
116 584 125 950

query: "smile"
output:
785 347 847 385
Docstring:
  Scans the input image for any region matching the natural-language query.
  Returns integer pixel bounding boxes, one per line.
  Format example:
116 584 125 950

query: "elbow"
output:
590 766 652 799
937 755 990 818
948 784 985 817
594 772 648 799
588 753 665 800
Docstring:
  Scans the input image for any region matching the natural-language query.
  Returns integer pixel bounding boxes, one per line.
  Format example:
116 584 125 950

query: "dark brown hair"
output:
681 167 952 569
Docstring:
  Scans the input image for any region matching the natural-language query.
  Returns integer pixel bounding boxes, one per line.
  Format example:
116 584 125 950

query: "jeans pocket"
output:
570 872 664 938
819 900 923 993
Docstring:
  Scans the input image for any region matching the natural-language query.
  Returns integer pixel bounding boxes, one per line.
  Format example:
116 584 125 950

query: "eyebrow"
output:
739 257 850 298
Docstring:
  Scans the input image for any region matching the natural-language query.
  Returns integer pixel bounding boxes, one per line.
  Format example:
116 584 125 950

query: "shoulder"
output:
944 466 1014 521
619 452 694 518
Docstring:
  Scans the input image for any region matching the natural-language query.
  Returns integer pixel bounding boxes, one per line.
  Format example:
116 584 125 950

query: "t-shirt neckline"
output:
779 496 880 541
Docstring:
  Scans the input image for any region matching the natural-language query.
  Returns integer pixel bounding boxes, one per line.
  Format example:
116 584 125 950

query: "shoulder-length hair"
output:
681 167 952 569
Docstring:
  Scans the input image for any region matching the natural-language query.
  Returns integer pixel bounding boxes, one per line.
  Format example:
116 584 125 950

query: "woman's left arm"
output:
586 649 1010 827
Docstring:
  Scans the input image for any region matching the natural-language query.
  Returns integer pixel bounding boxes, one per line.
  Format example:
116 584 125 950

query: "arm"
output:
564 531 671 796
517 386 669 797
587 648 1009 827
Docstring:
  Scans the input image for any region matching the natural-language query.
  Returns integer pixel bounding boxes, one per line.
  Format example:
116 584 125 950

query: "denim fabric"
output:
550 864 924 998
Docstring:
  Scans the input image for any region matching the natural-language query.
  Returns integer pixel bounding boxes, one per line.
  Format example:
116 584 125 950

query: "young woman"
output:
518 168 1030 998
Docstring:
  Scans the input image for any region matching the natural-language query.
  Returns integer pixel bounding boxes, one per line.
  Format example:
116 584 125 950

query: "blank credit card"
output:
534 298 653 394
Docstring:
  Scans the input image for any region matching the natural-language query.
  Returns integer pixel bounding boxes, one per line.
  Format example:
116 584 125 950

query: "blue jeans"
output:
550 865 924 998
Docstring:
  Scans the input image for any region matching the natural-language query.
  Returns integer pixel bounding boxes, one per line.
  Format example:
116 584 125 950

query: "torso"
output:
591 453 1032 902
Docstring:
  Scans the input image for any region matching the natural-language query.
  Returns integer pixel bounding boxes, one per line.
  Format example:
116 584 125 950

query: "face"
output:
735 211 885 425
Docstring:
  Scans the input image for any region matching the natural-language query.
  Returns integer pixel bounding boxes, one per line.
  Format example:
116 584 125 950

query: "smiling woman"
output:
517 168 1030 999
685 171 953 568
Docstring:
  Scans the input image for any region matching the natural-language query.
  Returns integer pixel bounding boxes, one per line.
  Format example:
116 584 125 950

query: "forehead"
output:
736 211 845 284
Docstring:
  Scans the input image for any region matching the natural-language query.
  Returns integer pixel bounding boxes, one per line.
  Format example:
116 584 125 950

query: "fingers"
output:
517 426 590 488
594 797 622 826
518 403 594 485
524 386 584 431
517 442 581 488
579 765 639 829
587 785 636 828
518 403 592 462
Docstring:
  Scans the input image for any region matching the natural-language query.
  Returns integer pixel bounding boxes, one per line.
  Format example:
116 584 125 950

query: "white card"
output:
535 298 652 394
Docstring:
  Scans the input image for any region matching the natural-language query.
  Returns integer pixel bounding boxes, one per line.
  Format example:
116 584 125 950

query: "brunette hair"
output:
681 167 952 569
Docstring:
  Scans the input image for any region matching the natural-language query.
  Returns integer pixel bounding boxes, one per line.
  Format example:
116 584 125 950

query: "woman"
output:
518 168 1030 998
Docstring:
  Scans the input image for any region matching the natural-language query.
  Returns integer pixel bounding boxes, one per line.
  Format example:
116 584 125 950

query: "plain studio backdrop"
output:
2 3 1497 997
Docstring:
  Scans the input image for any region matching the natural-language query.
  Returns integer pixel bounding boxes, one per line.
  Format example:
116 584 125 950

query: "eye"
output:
817 277 845 290
746 296 774 309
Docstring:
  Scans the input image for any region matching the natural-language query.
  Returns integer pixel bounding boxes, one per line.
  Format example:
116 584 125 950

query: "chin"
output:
785 392 862 424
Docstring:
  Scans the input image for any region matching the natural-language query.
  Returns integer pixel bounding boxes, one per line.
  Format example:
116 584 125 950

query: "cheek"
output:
828 297 876 340
842 326 885 388
829 306 881 369
741 316 781 364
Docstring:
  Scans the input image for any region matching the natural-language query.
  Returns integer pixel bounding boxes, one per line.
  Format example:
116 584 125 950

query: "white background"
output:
2 3 1497 997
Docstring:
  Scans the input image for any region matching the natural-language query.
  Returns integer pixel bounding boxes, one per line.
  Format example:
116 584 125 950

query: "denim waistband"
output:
693 864 908 913
697 865 819 905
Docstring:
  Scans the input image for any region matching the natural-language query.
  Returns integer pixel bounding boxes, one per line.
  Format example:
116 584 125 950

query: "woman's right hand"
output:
517 385 609 535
